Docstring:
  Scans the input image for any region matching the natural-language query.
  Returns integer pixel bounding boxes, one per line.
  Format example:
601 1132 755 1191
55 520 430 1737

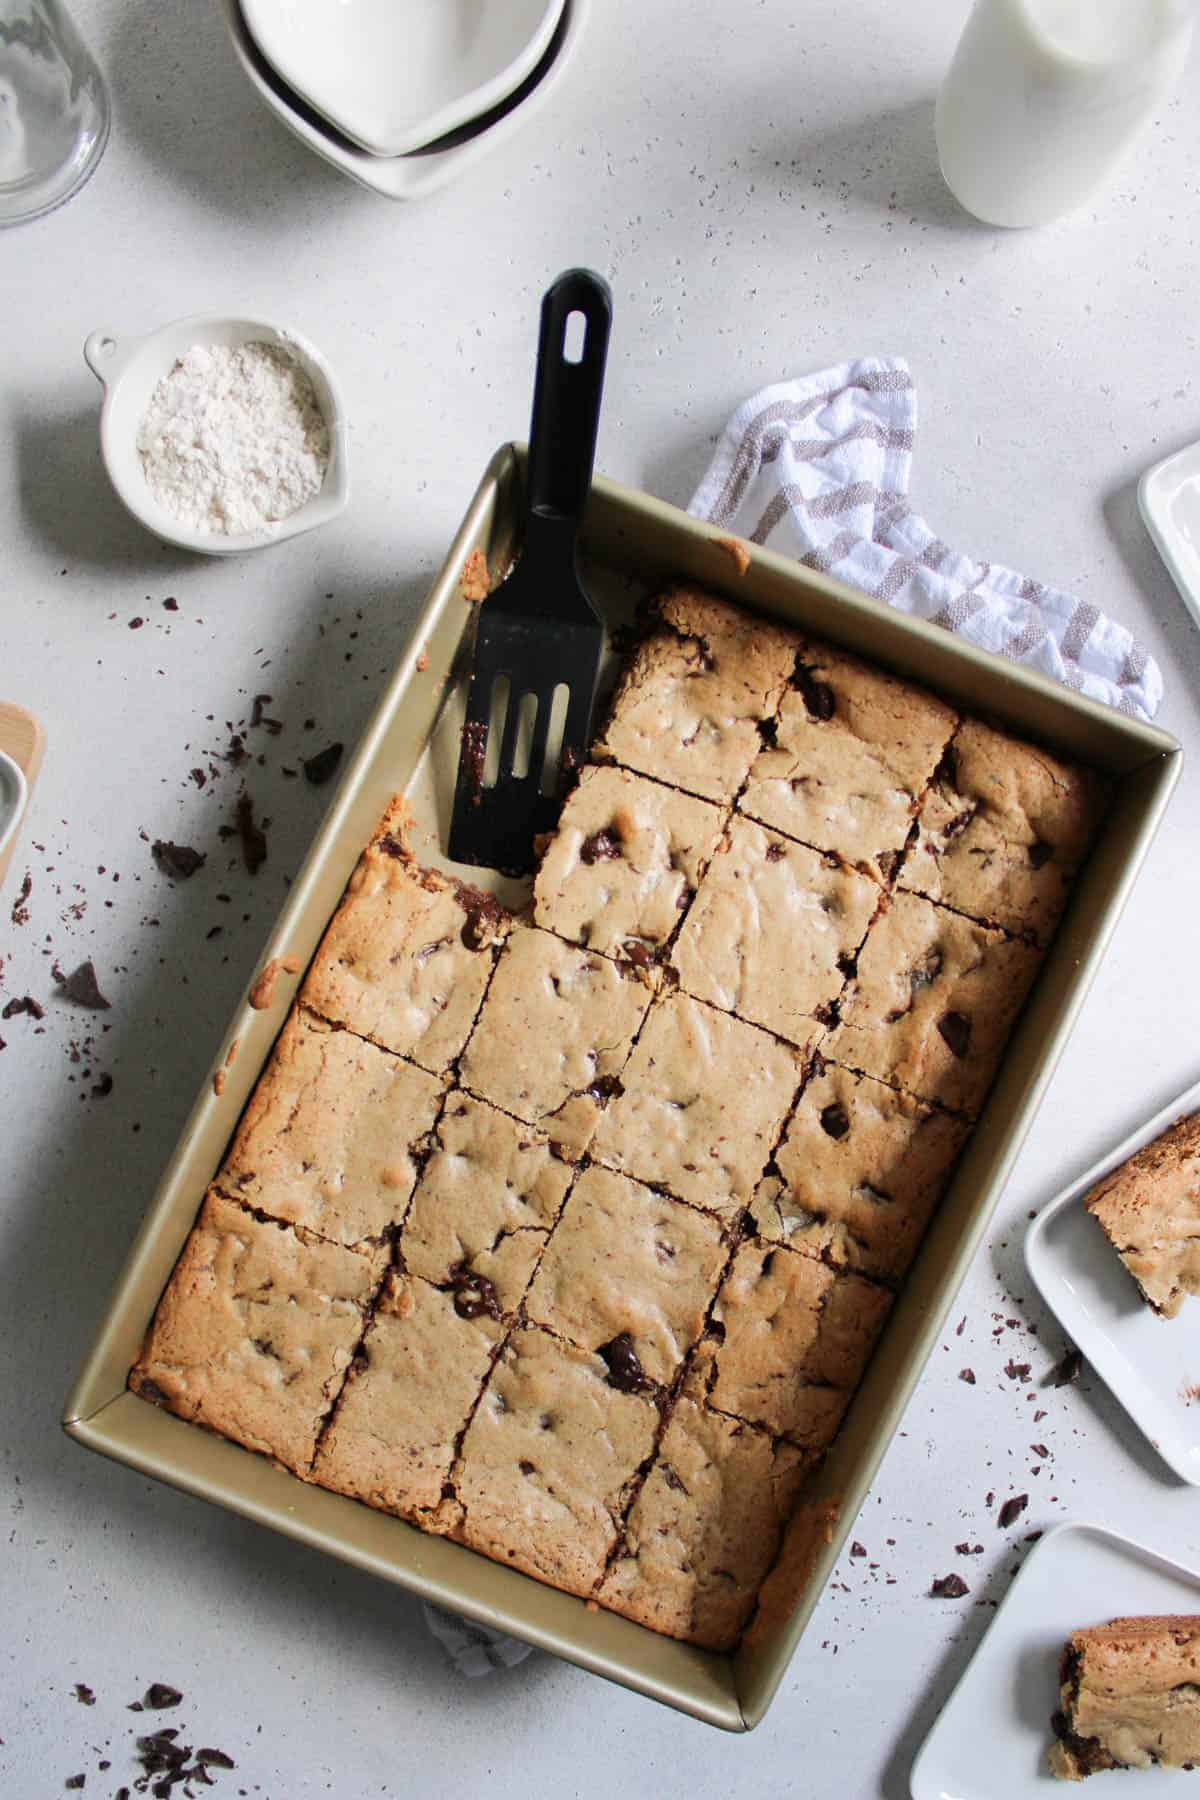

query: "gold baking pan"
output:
64 445 1181 1732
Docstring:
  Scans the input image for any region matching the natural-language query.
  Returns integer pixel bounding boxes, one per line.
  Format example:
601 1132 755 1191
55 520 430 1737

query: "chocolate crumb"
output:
65 1776 85 1790
128 616 144 630
11 871 32 925
460 547 490 602
303 743 344 786
162 597 178 611
997 1493 1029 1529
849 1541 866 1559
152 840 205 881
250 694 282 734
91 1072 113 1098
73 1683 96 1706
1005 1360 1032 1383
144 1683 183 1710
234 792 267 873
958 1368 976 1384
1048 1347 1082 1387
52 961 111 1010
930 1573 969 1598
2 994 43 1020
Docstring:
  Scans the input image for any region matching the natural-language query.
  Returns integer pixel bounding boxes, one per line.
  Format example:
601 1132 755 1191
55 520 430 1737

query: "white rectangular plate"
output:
911 1522 1200 1798
1024 1076 1200 1484
1139 442 1200 634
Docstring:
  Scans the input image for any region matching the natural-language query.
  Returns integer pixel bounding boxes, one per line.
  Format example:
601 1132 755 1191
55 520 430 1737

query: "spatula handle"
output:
526 268 612 525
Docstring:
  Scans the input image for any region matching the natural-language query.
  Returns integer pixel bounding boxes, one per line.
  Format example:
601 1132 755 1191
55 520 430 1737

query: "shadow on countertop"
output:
0 555 554 1720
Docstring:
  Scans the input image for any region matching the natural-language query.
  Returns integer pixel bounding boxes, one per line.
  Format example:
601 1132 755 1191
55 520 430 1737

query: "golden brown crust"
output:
1085 1113 1200 1318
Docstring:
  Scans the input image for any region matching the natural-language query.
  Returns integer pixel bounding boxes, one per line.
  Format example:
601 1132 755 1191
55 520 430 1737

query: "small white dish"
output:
1140 441 1200 634
1025 1075 1200 1484
219 0 588 203
911 1522 1200 1798
83 314 349 556
240 0 563 157
0 750 28 861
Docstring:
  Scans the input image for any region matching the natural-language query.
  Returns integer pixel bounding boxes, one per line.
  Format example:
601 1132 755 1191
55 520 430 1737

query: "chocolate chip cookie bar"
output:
595 585 799 801
1085 1111 1200 1318
740 639 957 882
700 1239 892 1447
524 1165 727 1386
533 763 724 963
311 1270 503 1526
755 1059 970 1283
901 720 1107 945
216 1009 443 1245
590 992 804 1219
454 1326 660 1597
597 1398 809 1651
303 818 507 1074
670 816 880 1045
459 926 653 1158
826 890 1041 1117
1050 1615 1200 1779
130 1192 388 1475
399 1094 574 1316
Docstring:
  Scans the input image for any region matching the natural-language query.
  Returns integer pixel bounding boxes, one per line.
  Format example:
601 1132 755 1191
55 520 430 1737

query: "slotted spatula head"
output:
448 269 612 875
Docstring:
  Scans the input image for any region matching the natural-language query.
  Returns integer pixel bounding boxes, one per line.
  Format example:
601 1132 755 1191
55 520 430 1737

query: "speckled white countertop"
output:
3 3 1200 1794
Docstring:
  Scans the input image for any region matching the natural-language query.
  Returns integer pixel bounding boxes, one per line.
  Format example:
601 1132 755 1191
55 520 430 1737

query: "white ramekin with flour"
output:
84 315 350 555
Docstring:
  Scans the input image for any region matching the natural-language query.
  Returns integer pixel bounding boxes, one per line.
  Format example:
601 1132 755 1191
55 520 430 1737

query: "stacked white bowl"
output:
220 0 589 200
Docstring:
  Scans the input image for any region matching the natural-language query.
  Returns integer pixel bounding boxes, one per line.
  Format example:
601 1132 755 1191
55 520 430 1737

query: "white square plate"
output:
1139 442 1200 634
1023 1076 1200 1484
910 1522 1200 1798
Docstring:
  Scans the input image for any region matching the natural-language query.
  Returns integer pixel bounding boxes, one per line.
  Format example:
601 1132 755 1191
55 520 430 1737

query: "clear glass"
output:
0 0 109 226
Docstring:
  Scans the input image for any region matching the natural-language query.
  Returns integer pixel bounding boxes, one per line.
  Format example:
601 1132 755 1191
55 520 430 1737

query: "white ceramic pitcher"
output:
936 0 1194 227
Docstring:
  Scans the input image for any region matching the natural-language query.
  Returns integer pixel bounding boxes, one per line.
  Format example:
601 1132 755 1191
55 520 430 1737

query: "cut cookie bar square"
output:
826 891 1042 1117
129 1192 388 1474
703 1239 892 1446
591 992 804 1220
595 585 799 802
310 1270 501 1523
900 719 1107 944
217 1010 443 1245
302 825 507 1074
756 1060 970 1283
533 764 724 963
454 1327 659 1598
400 1094 574 1316
524 1165 727 1387
1084 1111 1200 1319
1049 1615 1200 1780
670 817 879 1045
740 640 956 882
597 1398 808 1651
459 928 653 1158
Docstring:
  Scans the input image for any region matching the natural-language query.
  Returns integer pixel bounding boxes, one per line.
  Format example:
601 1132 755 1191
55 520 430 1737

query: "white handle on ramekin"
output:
83 330 138 387
0 749 28 859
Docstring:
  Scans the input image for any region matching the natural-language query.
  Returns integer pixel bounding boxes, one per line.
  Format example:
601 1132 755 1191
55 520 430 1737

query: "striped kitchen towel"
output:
689 356 1162 723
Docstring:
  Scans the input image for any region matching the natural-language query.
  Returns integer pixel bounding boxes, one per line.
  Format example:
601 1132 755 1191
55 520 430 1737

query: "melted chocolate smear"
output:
52 961 111 1010
449 1265 503 1322
586 1073 623 1103
764 840 786 863
938 1010 971 1059
303 742 343 786
581 828 621 865
623 940 654 973
820 1101 850 1140
378 834 406 861
795 664 836 721
456 884 506 950
461 720 487 804
930 1573 969 1598
598 1332 650 1393
152 840 206 881
1029 840 1053 869
234 792 267 874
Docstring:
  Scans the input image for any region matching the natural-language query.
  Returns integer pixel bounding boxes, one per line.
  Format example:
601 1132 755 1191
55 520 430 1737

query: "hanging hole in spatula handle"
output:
526 268 612 525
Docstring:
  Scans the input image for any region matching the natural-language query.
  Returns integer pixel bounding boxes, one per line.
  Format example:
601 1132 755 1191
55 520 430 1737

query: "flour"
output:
137 341 331 537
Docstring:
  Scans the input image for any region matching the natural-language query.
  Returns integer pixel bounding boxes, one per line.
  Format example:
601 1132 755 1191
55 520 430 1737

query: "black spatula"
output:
447 268 612 874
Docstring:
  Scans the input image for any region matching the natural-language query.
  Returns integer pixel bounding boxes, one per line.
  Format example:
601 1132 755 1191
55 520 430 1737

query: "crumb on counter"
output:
249 953 302 1011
